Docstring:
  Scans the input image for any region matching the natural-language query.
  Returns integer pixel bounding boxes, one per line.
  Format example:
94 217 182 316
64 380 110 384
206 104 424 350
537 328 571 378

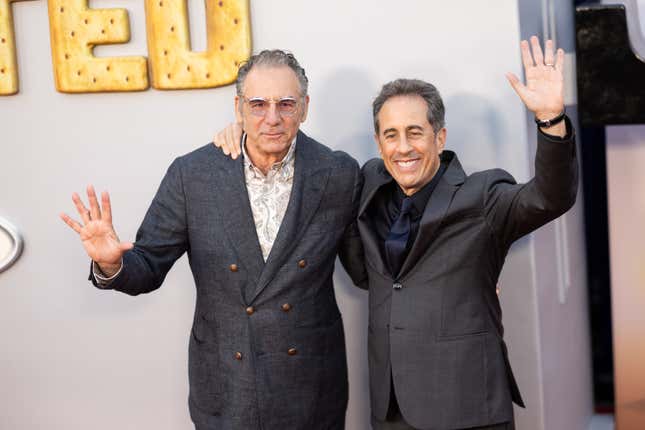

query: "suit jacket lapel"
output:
210 148 265 289
398 152 465 279
249 131 331 303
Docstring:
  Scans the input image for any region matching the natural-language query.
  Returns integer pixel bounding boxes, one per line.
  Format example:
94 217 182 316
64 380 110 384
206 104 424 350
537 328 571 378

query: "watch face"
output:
0 217 23 273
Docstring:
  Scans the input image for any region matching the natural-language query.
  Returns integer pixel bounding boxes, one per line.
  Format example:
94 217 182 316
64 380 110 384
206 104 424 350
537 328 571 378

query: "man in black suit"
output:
213 37 577 430
361 37 576 429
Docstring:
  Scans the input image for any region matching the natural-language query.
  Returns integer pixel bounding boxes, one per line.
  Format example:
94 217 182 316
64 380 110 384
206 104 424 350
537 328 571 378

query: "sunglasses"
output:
241 96 302 117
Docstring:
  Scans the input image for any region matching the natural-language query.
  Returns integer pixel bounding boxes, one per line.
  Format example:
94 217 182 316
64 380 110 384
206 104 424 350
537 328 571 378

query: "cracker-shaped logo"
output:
145 0 251 90
47 0 149 93
0 0 36 95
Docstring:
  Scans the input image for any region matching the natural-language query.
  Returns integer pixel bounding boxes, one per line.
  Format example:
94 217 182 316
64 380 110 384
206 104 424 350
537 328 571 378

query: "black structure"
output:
576 3 645 125
575 0 645 411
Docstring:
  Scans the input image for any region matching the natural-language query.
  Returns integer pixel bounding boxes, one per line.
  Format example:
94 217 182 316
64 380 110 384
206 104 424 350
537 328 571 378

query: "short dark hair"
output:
236 50 308 96
372 79 445 134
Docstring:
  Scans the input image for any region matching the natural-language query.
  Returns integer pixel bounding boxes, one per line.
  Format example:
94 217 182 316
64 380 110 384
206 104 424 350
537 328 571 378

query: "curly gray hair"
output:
236 50 308 96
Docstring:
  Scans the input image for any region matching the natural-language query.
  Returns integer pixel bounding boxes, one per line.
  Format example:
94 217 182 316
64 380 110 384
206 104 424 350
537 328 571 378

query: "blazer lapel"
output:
209 148 265 288
398 152 465 279
249 131 330 302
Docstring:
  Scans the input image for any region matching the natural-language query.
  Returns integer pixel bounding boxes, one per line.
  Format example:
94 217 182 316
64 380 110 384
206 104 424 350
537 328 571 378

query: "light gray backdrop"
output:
0 1 592 429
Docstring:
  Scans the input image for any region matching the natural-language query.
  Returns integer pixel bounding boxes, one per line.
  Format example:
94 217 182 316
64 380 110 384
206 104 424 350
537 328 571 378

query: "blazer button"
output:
287 348 297 356
234 352 243 360
229 264 238 272
298 259 306 268
281 303 292 312
245 306 254 315
393 282 402 290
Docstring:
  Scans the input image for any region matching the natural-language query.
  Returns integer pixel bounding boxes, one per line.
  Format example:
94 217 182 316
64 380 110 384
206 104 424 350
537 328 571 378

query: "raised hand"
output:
212 122 243 159
506 36 565 128
60 186 133 276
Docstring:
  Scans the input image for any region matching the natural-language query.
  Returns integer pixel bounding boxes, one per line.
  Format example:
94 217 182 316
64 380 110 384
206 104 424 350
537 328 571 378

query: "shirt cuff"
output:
92 259 123 286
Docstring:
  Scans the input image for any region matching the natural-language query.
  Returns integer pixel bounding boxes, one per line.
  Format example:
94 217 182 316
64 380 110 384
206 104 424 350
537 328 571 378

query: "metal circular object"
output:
0 217 23 273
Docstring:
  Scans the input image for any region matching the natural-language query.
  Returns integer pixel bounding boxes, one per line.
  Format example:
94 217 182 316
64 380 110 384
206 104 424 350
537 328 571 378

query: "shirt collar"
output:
392 157 447 219
241 133 297 179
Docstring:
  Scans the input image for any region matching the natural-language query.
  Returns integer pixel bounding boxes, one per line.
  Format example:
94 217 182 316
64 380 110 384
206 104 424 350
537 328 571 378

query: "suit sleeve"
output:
484 117 579 248
89 158 189 295
338 159 368 289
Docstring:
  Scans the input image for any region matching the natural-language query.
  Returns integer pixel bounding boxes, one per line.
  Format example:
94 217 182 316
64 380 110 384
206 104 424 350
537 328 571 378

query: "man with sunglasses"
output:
61 50 366 430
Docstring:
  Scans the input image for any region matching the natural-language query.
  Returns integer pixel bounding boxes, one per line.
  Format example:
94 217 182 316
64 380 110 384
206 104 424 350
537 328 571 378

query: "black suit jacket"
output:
357 124 578 429
91 131 365 430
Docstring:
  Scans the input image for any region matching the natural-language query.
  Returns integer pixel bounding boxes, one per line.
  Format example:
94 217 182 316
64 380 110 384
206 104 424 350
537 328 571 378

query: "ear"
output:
300 95 310 123
234 95 243 124
436 127 447 153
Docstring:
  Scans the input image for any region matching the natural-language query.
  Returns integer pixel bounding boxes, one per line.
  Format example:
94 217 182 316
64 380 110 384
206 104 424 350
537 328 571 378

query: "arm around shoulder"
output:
338 158 368 289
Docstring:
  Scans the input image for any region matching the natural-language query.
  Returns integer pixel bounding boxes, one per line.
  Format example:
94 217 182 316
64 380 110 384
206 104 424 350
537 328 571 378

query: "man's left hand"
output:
506 36 566 137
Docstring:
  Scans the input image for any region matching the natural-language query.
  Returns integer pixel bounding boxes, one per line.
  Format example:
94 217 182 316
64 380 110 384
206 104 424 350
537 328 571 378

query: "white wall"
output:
0 1 590 429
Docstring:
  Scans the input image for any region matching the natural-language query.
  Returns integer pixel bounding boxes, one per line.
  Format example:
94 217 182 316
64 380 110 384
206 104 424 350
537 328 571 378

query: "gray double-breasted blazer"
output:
357 123 578 429
90 131 366 429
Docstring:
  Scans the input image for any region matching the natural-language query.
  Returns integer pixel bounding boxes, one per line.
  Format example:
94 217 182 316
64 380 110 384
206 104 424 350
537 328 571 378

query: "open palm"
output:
506 36 565 120
60 186 132 273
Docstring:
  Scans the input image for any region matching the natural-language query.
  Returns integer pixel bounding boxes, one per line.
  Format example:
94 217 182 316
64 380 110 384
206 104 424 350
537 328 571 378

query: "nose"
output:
264 103 282 125
396 136 413 154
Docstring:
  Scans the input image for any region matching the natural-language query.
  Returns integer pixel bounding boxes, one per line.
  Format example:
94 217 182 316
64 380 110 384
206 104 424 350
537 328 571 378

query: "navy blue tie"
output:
385 197 413 277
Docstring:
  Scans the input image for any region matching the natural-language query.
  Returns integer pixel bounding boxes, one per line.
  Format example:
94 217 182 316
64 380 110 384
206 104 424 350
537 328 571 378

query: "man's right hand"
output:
212 122 243 159
60 185 133 277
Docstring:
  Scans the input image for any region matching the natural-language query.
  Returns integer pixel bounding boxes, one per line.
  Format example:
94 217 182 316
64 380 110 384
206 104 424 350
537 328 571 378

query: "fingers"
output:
213 132 223 148
71 187 111 225
505 72 529 101
224 125 234 157
530 35 544 66
59 212 83 234
233 122 243 158
119 241 134 252
213 123 244 159
224 123 242 159
101 191 112 224
520 40 534 69
72 192 91 224
543 39 555 66
555 48 565 71
86 185 101 221
522 37 559 68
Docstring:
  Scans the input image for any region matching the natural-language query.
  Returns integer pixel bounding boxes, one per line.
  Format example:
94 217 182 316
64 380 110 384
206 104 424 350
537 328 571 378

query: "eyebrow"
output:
382 125 425 135
247 96 297 102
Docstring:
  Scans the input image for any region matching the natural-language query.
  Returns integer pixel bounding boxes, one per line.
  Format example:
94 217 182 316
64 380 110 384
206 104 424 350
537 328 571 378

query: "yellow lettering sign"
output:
144 0 251 90
47 0 148 93
2 1 252 94
0 0 33 95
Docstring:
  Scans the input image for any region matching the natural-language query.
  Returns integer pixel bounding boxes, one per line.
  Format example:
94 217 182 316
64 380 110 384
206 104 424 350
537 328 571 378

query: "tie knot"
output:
400 197 413 215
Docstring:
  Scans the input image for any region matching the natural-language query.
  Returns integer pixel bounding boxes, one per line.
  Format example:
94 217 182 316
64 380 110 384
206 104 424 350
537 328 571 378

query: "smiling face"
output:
375 95 446 196
235 65 309 164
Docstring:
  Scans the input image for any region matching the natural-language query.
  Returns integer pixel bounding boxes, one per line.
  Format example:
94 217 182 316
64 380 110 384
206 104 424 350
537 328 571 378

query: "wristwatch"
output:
534 109 566 128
